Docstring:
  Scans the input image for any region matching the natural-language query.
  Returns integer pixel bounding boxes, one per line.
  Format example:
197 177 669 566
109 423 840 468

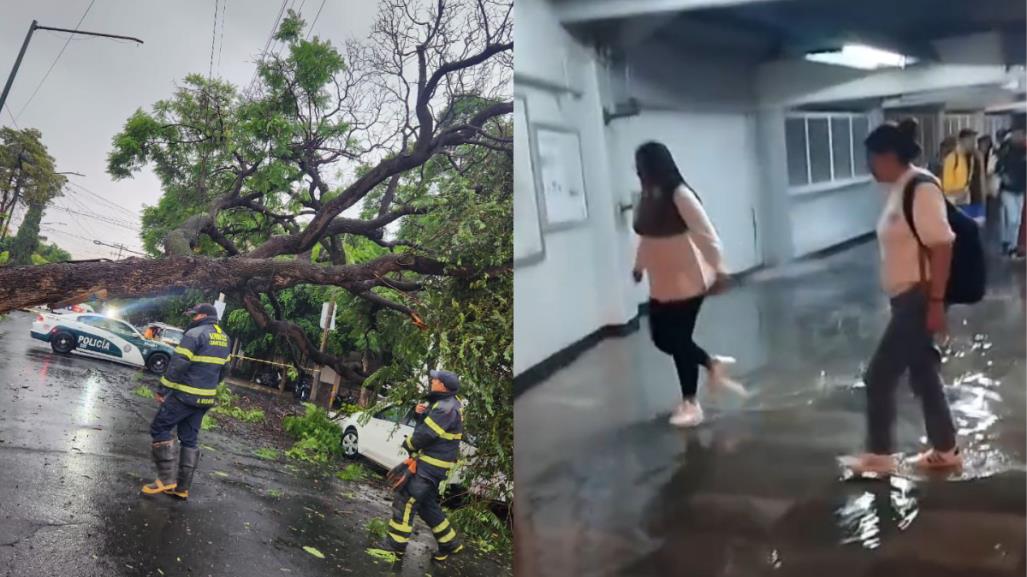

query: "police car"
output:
30 313 175 374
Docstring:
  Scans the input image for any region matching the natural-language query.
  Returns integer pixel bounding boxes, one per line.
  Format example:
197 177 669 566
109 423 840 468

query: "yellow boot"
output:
141 441 178 495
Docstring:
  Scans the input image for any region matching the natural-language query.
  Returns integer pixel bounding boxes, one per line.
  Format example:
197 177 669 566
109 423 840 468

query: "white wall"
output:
514 0 637 376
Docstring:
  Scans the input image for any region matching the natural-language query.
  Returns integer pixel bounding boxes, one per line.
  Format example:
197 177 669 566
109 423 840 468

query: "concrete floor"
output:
514 242 1026 577
0 311 506 577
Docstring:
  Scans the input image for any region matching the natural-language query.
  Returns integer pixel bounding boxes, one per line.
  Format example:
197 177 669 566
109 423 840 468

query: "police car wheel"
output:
51 332 75 354
146 352 170 374
341 429 359 459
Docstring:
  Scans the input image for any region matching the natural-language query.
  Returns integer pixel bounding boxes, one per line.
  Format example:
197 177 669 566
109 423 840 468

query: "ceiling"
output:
561 0 1026 65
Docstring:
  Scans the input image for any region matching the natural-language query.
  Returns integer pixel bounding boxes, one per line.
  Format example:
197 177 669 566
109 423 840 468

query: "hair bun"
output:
896 118 919 141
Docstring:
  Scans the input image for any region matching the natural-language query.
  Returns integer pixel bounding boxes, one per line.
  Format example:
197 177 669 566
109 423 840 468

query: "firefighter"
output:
141 303 230 500
387 370 465 562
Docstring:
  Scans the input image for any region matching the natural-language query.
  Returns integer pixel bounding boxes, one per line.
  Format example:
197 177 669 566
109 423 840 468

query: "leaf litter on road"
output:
302 545 325 559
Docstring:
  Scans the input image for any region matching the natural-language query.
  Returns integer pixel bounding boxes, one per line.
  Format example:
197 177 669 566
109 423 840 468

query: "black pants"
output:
648 296 711 399
150 394 208 449
864 289 956 454
387 475 460 551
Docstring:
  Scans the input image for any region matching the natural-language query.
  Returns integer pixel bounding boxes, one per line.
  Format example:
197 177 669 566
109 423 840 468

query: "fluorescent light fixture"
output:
805 44 916 70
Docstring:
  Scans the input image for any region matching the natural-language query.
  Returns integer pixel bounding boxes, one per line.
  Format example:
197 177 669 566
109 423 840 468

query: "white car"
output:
334 405 509 502
30 313 175 374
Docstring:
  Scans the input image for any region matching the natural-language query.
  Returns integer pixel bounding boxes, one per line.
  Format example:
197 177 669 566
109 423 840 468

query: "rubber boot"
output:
433 533 464 562
168 447 199 500
141 441 178 494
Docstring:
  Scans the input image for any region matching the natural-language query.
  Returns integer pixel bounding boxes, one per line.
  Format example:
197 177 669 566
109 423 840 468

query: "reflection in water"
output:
836 477 919 550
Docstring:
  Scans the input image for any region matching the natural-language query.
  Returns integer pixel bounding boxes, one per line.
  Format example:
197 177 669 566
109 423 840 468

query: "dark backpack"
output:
902 173 986 305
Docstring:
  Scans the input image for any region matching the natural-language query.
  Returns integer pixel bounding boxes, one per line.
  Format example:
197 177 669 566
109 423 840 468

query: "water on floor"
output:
514 243 1026 577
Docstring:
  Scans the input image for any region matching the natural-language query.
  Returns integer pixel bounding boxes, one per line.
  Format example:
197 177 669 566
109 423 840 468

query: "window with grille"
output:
786 113 873 190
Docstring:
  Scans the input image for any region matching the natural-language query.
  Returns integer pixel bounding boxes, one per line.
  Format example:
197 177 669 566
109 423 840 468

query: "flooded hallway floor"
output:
514 242 1027 577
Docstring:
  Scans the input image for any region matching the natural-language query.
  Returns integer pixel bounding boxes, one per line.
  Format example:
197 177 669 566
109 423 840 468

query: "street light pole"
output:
0 20 143 116
0 21 37 119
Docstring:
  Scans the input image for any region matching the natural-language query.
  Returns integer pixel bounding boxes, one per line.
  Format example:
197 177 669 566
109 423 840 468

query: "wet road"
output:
515 242 1026 577
0 311 505 577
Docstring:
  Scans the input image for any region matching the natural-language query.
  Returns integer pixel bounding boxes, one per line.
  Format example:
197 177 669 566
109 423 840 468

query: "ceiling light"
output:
805 44 916 70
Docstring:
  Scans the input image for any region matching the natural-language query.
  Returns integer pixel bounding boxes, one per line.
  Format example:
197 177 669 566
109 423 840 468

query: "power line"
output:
208 0 220 79
306 0 327 40
59 190 138 228
65 182 139 219
248 0 290 95
48 205 140 232
217 0 228 72
3 104 18 128
14 0 97 120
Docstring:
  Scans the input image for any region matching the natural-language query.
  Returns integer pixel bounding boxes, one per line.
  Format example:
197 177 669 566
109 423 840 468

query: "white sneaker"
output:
669 400 704 427
908 447 963 471
839 453 897 476
708 356 749 399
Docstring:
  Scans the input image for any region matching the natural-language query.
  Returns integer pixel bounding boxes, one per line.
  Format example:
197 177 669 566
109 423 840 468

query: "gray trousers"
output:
865 289 957 454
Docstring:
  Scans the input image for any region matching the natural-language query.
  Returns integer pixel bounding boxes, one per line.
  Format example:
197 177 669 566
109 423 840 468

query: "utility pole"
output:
310 300 336 404
1 20 143 116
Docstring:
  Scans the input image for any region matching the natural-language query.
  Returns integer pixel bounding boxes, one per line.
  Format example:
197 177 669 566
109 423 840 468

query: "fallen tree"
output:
0 0 512 388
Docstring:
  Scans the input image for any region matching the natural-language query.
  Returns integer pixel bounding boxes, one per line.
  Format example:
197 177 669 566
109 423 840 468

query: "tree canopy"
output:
0 0 512 497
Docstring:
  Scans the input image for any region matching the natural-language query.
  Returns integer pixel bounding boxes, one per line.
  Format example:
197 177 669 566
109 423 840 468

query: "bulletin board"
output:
533 124 589 230
513 95 546 267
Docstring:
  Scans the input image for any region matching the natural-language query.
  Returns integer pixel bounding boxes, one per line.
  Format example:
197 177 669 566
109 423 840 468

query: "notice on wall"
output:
535 126 588 228
514 96 545 266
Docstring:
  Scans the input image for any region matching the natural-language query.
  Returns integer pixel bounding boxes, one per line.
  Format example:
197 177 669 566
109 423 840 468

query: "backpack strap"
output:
901 173 938 284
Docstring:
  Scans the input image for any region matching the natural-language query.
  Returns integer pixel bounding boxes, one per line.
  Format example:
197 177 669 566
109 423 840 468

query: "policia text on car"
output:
386 370 465 562
141 303 230 500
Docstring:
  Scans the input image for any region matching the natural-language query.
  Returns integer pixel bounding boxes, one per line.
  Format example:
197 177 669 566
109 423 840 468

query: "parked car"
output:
30 313 175 374
141 322 185 346
333 404 509 502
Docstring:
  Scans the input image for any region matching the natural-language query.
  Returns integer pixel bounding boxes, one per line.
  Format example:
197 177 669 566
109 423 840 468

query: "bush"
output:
366 518 388 540
283 403 342 463
132 385 155 399
253 447 279 460
201 413 217 431
209 384 264 422
448 505 510 556
336 463 369 482
213 404 265 423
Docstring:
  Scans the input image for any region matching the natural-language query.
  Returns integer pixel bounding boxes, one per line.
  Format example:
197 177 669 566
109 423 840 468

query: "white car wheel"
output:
341 429 359 459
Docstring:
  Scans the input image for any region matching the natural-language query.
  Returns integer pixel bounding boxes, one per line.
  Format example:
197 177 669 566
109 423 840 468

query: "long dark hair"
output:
636 141 688 195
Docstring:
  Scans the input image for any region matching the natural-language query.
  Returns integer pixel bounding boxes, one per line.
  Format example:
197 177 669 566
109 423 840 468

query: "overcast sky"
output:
1 0 377 259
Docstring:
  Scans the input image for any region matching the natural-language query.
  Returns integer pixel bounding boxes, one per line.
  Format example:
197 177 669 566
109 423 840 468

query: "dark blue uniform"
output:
388 387 464 559
151 316 230 447
143 313 230 499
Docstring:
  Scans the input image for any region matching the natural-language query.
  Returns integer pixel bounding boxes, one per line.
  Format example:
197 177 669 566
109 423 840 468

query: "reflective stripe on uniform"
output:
174 347 194 359
388 532 410 543
437 528 458 543
191 355 227 365
389 519 412 533
432 519 450 534
402 497 416 527
160 377 217 397
418 454 457 469
424 416 462 440
404 436 415 451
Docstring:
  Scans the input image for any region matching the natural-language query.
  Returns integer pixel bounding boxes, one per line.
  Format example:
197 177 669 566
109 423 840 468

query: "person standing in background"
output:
942 129 980 217
631 141 746 428
997 125 1026 256
979 135 1001 230
930 136 957 179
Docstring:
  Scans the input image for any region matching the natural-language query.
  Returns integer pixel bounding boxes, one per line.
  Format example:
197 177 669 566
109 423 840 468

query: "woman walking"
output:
848 119 961 474
631 141 745 428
